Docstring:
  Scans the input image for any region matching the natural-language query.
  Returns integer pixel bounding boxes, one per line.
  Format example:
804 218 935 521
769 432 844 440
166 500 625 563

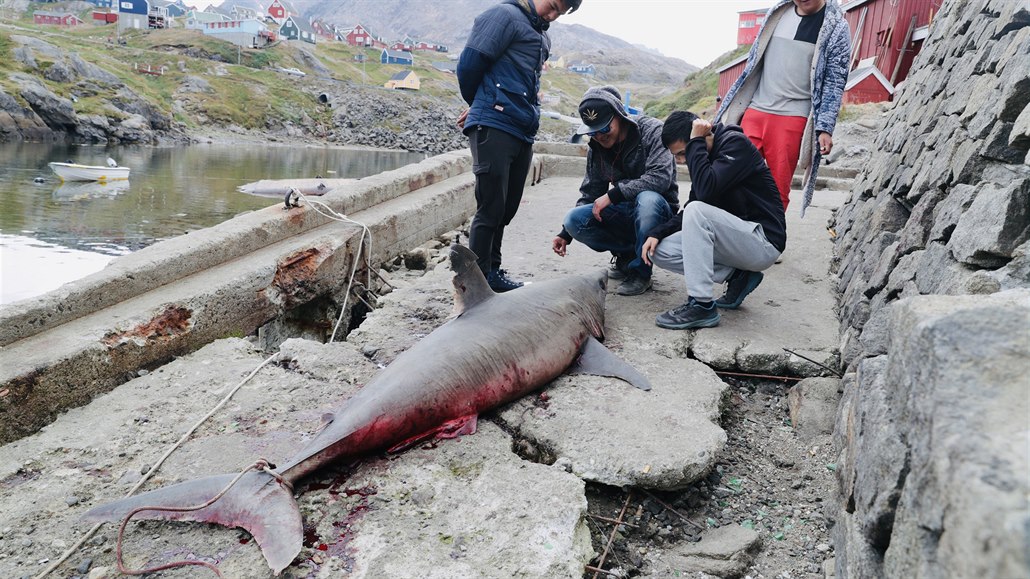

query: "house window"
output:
740 20 754 28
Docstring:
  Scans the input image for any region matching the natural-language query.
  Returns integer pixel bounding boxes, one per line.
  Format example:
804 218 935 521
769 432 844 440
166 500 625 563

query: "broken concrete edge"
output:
0 150 472 347
0 174 479 444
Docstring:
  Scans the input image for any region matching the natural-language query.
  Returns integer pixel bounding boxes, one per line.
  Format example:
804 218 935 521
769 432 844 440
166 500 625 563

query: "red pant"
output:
740 108 807 210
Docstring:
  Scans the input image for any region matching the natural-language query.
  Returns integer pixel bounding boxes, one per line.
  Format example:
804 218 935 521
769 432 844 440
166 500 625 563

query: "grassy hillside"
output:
0 12 605 136
644 45 751 121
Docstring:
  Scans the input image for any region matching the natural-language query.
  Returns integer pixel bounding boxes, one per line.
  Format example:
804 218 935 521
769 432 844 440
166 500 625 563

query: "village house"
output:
736 8 766 45
92 8 117 24
279 14 315 44
567 61 595 75
117 0 149 30
717 0 938 105
431 61 457 74
341 23 386 48
381 48 413 66
184 8 225 30
202 17 275 48
33 10 83 26
384 70 420 90
310 18 336 41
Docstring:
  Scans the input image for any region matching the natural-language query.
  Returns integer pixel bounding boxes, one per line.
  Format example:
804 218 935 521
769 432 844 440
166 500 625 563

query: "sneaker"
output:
616 275 652 296
716 270 764 309
655 297 720 330
607 253 632 280
487 269 524 293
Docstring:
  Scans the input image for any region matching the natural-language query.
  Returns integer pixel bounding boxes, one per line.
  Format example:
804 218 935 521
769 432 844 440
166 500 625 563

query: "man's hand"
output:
592 193 612 222
456 108 469 131
818 132 833 156
552 236 568 257
641 237 659 266
690 118 713 140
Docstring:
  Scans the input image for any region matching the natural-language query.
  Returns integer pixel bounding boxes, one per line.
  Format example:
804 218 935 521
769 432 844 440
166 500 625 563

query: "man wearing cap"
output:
457 0 581 292
551 85 678 296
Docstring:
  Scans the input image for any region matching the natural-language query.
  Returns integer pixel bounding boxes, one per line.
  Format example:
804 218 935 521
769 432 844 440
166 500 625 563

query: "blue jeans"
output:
562 190 674 279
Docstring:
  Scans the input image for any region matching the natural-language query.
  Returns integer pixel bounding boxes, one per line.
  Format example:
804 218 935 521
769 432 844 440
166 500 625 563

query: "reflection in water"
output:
0 142 426 305
0 233 120 305
52 179 132 201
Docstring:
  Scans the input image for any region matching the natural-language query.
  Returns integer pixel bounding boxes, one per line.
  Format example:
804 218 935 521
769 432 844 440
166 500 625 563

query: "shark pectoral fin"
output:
568 336 653 391
449 244 495 314
82 472 303 575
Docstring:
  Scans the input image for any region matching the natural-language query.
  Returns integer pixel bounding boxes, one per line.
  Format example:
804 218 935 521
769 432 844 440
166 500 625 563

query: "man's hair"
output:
564 0 582 13
661 110 699 148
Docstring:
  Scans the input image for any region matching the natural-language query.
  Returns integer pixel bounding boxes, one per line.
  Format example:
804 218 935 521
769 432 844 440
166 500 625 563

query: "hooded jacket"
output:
715 0 851 217
457 0 550 143
647 123 786 253
557 85 679 242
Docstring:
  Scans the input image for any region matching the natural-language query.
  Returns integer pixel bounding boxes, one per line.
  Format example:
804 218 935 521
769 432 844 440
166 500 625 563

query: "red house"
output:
267 0 290 23
93 9 118 24
716 55 748 101
34 11 84 27
842 0 938 103
737 8 766 46
345 23 384 48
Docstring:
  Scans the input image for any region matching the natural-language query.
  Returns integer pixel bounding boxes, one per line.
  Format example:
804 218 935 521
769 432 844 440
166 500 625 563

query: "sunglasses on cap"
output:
587 122 612 137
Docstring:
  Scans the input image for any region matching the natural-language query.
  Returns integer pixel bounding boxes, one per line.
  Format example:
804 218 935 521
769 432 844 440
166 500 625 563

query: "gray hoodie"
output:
558 86 679 241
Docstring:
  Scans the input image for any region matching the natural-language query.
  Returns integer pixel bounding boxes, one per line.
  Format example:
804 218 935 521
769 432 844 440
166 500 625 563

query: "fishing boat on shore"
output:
48 158 130 182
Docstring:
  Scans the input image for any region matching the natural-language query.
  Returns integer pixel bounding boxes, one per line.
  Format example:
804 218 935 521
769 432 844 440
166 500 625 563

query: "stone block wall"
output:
829 0 1030 577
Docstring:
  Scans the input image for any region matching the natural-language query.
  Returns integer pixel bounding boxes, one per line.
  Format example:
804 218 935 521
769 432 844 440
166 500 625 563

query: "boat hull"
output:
48 162 130 182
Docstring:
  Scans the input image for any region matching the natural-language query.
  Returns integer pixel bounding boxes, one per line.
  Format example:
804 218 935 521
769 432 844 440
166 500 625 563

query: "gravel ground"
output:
582 375 837 579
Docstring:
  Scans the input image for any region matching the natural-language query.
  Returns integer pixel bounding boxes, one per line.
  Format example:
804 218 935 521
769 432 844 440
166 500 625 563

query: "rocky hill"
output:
288 0 699 88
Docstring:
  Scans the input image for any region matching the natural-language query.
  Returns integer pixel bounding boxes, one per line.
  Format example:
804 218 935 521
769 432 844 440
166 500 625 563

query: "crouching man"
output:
642 111 786 329
551 86 678 296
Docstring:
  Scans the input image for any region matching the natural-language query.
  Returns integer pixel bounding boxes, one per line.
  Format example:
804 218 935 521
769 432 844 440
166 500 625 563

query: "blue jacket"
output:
715 0 851 216
457 0 550 143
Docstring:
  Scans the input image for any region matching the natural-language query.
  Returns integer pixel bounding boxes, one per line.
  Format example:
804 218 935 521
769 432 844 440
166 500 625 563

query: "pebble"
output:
816 543 831 552
77 558 93 574
65 496 80 506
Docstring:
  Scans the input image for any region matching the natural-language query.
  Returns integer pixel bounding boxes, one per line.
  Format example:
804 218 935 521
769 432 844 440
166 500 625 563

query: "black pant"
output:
468 125 534 274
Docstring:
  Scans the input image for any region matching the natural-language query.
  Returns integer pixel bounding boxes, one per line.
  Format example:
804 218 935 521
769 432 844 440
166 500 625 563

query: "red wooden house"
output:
344 24 385 48
267 0 291 23
34 11 84 27
737 8 766 46
93 9 118 24
842 0 940 104
716 55 748 101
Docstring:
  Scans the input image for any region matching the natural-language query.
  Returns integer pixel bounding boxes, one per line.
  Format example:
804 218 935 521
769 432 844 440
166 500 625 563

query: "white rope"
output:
33 352 279 579
288 188 375 342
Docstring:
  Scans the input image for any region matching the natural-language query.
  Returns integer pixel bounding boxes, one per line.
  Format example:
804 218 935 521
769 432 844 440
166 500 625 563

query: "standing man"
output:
551 86 678 296
642 111 785 330
456 0 581 292
716 0 850 215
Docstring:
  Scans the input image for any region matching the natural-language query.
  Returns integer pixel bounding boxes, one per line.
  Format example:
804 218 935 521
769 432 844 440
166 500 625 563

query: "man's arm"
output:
607 121 677 204
685 125 758 204
456 8 515 106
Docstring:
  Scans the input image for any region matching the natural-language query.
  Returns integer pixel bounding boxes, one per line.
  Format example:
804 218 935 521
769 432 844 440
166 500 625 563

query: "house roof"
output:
431 61 457 73
389 70 415 81
845 65 895 94
716 54 749 73
34 11 79 18
382 49 413 60
283 14 314 34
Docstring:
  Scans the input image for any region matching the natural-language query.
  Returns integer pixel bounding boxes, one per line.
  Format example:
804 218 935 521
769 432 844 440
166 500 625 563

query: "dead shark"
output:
83 244 651 574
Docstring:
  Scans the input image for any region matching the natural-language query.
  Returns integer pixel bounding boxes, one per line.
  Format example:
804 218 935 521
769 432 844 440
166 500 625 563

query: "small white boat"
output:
49 159 130 182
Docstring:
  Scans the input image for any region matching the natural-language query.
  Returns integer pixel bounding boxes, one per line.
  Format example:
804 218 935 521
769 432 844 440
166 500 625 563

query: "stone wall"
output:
829 0 1029 577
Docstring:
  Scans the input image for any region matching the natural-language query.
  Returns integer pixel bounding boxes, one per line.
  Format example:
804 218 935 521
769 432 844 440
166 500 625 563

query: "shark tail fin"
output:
82 471 302 575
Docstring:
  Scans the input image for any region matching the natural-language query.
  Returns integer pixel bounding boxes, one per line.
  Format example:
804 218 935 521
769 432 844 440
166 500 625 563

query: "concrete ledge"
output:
0 151 473 347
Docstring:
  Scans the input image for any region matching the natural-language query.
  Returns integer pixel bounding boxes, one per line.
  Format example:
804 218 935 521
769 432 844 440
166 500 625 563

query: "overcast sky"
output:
560 0 774 68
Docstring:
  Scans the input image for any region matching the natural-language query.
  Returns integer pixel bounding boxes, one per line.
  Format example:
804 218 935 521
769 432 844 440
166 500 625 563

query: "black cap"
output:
565 0 582 13
576 98 615 135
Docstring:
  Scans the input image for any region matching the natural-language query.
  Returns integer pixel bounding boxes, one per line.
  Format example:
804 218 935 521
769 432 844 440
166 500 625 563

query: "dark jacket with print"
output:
647 123 786 253
457 0 549 143
557 87 679 241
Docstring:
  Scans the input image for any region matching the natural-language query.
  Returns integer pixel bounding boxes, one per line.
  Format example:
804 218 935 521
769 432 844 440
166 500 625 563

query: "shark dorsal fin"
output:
448 244 495 315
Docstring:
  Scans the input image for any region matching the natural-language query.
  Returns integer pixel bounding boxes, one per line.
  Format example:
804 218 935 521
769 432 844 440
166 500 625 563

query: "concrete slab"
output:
0 337 594 578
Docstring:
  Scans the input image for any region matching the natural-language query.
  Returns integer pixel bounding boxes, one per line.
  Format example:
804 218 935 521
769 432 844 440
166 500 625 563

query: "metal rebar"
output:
638 488 705 531
585 566 620 576
782 348 843 377
591 490 633 579
587 514 639 528
368 266 397 290
714 370 803 382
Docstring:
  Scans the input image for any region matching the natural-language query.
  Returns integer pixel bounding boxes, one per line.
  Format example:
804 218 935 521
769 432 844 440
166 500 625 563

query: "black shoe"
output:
716 270 764 309
616 275 652 296
487 269 523 292
655 297 720 330
607 253 632 280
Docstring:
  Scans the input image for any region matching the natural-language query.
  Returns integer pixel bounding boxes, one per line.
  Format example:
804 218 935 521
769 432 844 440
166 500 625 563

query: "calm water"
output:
0 142 425 305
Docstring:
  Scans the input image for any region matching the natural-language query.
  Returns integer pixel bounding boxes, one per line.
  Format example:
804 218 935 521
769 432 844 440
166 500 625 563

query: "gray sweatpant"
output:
651 202 782 301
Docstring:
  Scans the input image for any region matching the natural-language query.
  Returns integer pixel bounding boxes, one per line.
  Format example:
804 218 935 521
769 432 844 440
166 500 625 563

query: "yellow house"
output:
384 70 420 90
